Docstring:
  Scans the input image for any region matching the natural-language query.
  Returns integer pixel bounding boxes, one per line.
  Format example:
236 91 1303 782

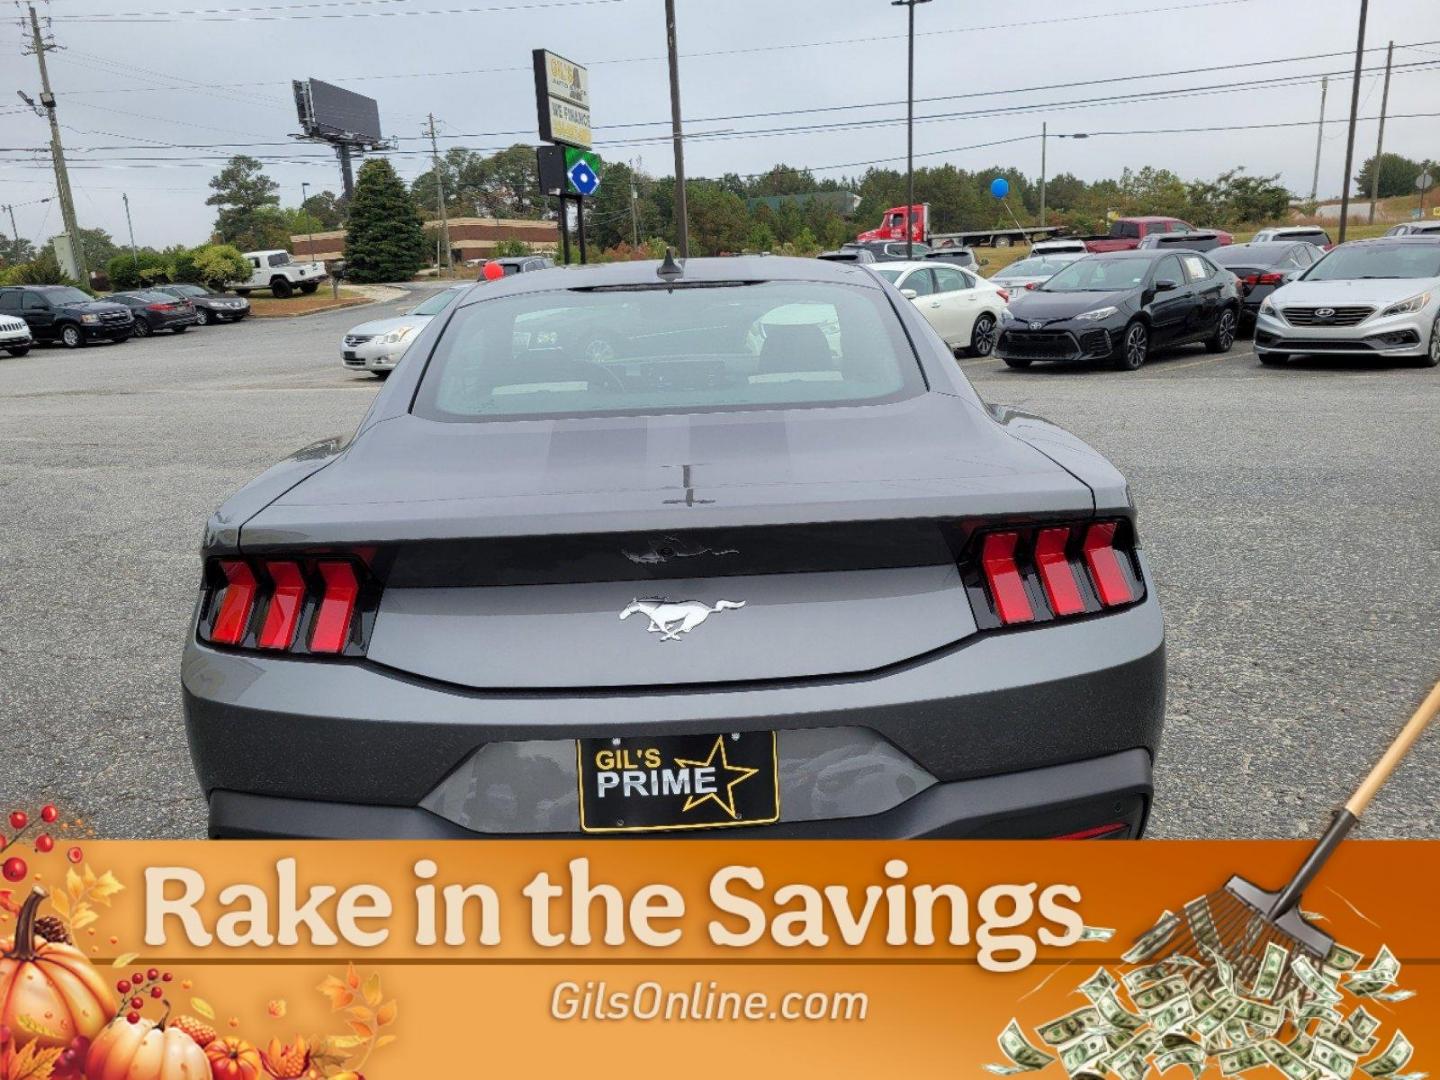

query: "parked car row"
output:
0 283 249 352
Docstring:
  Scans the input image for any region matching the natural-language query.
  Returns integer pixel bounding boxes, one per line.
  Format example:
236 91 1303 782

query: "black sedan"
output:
109 290 199 336
996 250 1240 371
1208 241 1321 325
155 283 251 325
183 256 1163 840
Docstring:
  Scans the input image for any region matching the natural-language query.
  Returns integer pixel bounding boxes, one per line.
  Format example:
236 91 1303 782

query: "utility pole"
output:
1336 0 1369 244
24 4 86 285
1039 122 1047 227
3 204 20 257
1367 40 1393 225
629 174 640 247
1310 76 1328 204
300 180 317 267
664 0 688 258
892 0 933 259
121 193 138 270
426 113 453 275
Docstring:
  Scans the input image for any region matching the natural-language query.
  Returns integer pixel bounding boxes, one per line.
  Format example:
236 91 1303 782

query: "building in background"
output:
290 217 560 265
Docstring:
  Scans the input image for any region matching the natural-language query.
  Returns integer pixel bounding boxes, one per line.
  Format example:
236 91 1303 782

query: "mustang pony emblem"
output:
619 599 746 641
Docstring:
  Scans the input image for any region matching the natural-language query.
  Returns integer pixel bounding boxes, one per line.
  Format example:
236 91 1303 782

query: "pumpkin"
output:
0 888 115 1049
206 1036 263 1080
86 1014 210 1080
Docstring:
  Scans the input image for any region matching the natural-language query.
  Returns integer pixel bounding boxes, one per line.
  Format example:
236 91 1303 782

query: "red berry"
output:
35 835 54 853
40 805 58 824
116 980 131 994
126 1012 140 1025
150 986 163 999
132 972 144 985
147 968 159 981
130 996 143 1010
161 972 173 982
8 811 26 831
66 846 83 864
1 857 26 883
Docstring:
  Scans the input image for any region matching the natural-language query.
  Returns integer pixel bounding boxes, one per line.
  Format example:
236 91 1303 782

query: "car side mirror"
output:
900 288 918 300
1154 278 1180 292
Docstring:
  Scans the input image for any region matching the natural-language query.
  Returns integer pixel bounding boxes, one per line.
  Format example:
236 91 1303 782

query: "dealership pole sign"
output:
534 48 597 263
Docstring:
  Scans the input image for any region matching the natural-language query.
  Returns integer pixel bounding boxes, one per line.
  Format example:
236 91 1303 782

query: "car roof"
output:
1347 235 1440 246
1091 249 1169 260
455 255 880 306
1126 216 1181 223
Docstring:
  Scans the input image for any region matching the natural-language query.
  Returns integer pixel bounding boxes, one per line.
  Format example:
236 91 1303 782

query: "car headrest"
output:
757 323 834 374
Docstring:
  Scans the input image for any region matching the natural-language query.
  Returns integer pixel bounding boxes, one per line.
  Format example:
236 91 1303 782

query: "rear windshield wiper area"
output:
571 281 764 293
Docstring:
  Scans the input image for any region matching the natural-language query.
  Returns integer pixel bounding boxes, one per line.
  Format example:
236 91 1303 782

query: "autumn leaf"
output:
4 1041 63 1080
317 976 354 1011
324 1035 366 1052
90 871 124 906
267 999 287 1019
46 892 67 919
65 869 83 903
344 963 360 990
70 908 98 932
374 1034 397 1050
361 972 382 1008
82 864 97 890
111 952 138 968
346 1020 374 1041
191 998 216 1021
375 1000 397 1027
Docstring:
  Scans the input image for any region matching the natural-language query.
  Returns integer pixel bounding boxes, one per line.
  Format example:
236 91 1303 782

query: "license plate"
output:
343 351 357 360
577 732 779 834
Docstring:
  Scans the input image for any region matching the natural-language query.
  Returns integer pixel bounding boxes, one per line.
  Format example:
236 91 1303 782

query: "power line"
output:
49 0 626 22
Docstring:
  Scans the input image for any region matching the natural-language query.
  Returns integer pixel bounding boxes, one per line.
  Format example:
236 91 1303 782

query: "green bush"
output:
107 250 170 291
190 244 250 290
165 245 200 284
8 249 88 291
492 238 531 257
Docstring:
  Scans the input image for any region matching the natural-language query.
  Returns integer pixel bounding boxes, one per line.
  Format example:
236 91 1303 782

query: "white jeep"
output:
233 250 327 298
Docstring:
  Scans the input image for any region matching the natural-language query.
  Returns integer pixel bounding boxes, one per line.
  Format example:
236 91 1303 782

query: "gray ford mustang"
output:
183 256 1164 839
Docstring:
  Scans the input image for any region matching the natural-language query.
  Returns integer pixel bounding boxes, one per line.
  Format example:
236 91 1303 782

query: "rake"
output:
1132 677 1440 1004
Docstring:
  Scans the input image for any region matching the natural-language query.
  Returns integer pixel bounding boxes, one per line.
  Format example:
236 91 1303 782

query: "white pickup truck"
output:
233 249 327 298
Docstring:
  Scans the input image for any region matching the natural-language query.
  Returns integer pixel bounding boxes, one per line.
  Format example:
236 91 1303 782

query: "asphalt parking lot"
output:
2 284 1437 840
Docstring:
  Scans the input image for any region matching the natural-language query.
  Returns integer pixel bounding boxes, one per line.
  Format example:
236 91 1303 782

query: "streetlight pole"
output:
1367 40 1392 225
664 0 688 259
892 0 932 259
121 193 138 271
1336 0 1369 244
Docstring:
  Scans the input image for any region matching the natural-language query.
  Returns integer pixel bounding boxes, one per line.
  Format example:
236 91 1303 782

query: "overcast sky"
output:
1 0 1437 250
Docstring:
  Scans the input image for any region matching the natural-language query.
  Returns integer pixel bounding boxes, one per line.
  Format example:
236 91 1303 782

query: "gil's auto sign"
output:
533 49 591 149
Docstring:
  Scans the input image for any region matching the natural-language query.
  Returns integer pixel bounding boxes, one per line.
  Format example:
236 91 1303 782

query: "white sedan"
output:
871 261 1010 356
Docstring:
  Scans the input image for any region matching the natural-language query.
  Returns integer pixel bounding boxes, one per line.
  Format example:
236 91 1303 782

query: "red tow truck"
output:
855 204 1062 249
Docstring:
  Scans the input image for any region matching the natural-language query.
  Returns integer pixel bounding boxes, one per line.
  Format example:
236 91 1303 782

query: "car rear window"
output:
411 280 924 422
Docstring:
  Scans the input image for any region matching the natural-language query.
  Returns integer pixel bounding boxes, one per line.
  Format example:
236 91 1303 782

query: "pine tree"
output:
345 158 428 283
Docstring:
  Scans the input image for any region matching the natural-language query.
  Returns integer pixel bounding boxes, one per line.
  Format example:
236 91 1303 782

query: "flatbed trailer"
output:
930 226 1065 248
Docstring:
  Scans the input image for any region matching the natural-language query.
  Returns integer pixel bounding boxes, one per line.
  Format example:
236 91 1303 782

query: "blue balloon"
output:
990 177 1010 199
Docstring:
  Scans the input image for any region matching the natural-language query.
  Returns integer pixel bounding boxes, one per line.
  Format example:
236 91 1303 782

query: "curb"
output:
247 297 380 320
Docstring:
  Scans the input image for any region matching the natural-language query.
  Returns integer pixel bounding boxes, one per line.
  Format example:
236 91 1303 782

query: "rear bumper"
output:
184 574 1165 840
207 747 1153 839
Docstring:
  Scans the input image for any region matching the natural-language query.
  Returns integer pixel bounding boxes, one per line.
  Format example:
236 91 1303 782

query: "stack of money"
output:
985 910 1421 1080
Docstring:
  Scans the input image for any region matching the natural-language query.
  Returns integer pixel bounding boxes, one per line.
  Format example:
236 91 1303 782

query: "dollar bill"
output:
1094 990 1146 1034
1132 974 1189 1013
1319 1021 1379 1057
1219 1045 1269 1076
1123 911 1180 965
989 1019 1057 1075
1345 946 1400 995
1232 998 1284 1033
1325 943 1365 973
1251 941 1289 1001
1203 944 1237 993
1360 1032 1413 1078
1193 997 1242 1038
1263 1038 1320 1080
1150 994 1196 1034
1299 1002 1343 1027
1060 1033 1111 1076
1288 1032 1314 1059
1078 967 1119 1003
1313 1037 1359 1080
1080 925 1116 942
1349 1007 1382 1039
1123 963 1172 992
1366 989 1415 1003
1037 1007 1103 1047
1293 955 1345 1005
1156 1045 1206 1078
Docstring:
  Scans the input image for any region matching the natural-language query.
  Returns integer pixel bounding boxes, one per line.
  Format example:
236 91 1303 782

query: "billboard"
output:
293 78 383 143
533 50 591 149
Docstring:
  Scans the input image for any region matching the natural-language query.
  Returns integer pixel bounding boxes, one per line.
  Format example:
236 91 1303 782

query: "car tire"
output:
299 282 319 295
133 319 151 338
1419 313 1440 367
1001 355 1032 369
1113 320 1148 371
5 347 29 357
271 278 293 299
194 309 210 326
374 370 390 380
1206 307 1237 353
60 324 84 349
968 313 998 357
1257 349 1287 367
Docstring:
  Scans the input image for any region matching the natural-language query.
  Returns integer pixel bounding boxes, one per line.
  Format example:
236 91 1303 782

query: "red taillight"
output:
201 556 371 656
257 561 305 650
1083 522 1134 607
1024 281 1039 290
1034 527 1084 616
146 302 176 311
309 561 359 653
1257 272 1285 286
996 288 1010 303
1053 822 1128 840
210 560 257 645
981 532 1033 625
